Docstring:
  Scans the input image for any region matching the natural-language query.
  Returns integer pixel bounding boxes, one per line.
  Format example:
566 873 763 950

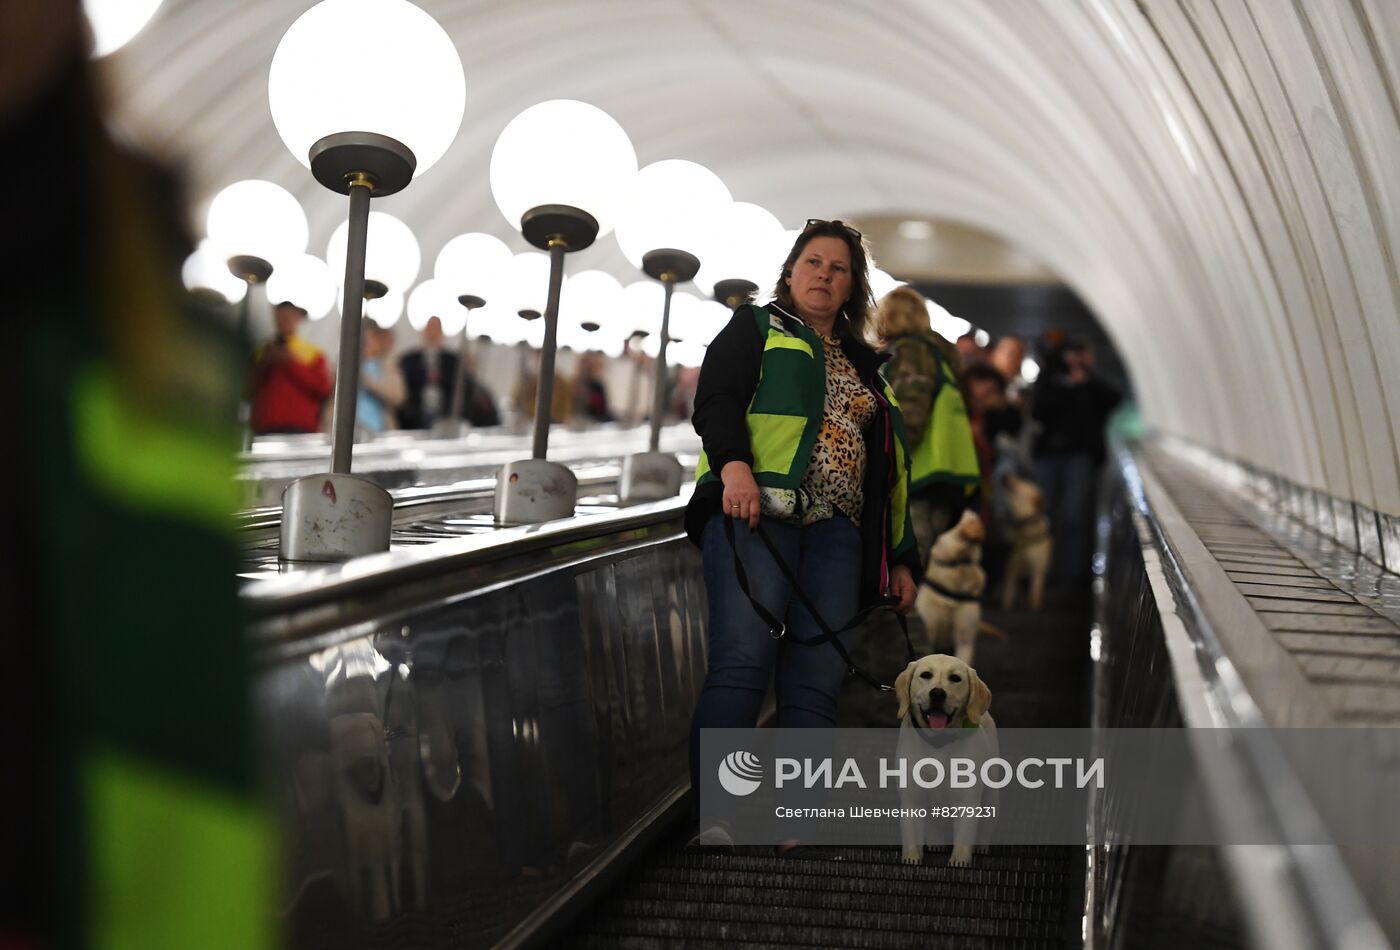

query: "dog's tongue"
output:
926 711 950 730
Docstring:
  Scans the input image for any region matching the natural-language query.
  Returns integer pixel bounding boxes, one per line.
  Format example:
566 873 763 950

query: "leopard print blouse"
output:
760 332 877 526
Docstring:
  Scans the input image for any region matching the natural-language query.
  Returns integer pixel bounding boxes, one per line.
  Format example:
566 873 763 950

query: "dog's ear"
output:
967 668 993 724
895 662 916 721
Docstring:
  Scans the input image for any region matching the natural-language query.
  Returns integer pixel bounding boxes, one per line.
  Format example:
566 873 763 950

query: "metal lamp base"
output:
620 451 684 503
279 473 393 562
228 255 273 284
713 278 758 309
309 131 416 196
521 204 599 252
494 459 577 525
642 249 701 283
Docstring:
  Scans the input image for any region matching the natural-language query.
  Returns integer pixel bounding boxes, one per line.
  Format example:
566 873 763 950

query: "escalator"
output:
558 592 1093 949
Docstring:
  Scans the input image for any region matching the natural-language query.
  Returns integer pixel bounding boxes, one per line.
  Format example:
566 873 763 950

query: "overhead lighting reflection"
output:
897 220 934 240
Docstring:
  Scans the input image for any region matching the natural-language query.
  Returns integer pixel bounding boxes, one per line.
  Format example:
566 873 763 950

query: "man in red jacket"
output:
250 301 333 434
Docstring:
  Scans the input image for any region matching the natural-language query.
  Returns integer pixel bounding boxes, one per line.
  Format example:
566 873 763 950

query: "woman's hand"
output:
890 565 917 614
720 460 761 530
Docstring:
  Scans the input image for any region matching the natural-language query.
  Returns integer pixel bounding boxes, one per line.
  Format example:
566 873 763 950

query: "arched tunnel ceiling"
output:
103 0 1400 518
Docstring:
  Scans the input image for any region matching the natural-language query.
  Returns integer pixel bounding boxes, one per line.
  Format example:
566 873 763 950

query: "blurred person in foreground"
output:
2 3 276 946
685 220 919 851
875 286 979 564
249 300 332 435
1031 337 1122 587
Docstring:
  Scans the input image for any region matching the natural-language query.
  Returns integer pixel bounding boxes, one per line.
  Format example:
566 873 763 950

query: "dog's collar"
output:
919 575 981 602
929 556 974 567
906 711 978 748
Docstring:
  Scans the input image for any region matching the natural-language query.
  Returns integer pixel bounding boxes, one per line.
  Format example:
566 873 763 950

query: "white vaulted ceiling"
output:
103 0 1400 520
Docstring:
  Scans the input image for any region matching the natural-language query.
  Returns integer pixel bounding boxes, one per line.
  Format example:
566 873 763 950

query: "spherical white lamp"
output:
505 252 559 319
490 100 636 242
327 211 420 294
670 295 728 347
618 280 663 340
563 270 622 333
268 0 465 188
365 290 405 329
182 241 247 304
206 180 309 280
84 0 164 58
407 278 466 336
472 304 528 345
434 232 512 307
613 160 732 278
693 201 783 303
265 254 337 320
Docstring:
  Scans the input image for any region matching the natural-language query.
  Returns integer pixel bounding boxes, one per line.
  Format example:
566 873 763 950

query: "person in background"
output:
875 286 979 564
514 348 573 425
397 314 452 429
955 331 987 366
685 220 919 851
1031 337 1122 587
5 2 276 944
357 320 406 435
989 334 1028 400
572 352 614 423
249 300 332 434
399 316 499 429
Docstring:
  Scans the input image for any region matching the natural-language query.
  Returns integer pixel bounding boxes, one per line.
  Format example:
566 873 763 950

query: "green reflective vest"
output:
908 349 980 492
696 305 914 555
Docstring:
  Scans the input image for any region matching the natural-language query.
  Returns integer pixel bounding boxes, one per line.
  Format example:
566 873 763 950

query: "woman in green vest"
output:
875 287 981 565
684 220 920 849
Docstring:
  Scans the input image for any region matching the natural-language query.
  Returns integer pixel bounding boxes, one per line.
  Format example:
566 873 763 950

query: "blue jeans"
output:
689 513 862 797
1034 453 1096 584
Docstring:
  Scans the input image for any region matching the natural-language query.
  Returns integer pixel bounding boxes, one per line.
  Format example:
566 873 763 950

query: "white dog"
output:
1000 474 1052 611
894 654 998 867
914 510 987 665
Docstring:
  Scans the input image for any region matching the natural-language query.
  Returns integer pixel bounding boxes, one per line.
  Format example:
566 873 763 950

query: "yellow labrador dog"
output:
894 654 998 867
914 510 987 665
1000 474 1052 611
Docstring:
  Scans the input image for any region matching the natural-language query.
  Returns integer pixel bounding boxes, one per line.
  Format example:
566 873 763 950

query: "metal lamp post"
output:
614 160 732 503
267 0 464 561
488 99 637 525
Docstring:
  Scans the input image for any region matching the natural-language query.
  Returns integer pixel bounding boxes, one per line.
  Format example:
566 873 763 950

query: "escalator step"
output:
595 896 1065 935
613 880 1066 920
574 911 1061 948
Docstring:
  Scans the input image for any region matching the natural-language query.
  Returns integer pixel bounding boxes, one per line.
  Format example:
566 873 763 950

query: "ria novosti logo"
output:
718 751 764 796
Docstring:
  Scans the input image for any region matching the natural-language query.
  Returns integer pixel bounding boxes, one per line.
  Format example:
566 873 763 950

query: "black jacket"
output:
687 304 922 607
398 348 500 429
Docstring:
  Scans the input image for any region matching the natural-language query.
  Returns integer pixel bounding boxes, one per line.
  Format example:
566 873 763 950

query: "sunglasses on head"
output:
804 218 863 240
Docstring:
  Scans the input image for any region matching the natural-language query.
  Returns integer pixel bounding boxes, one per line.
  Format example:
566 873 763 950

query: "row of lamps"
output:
230 0 828 561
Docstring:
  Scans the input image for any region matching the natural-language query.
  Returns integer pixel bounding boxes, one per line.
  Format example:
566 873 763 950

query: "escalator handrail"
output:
240 489 692 626
1116 442 1390 950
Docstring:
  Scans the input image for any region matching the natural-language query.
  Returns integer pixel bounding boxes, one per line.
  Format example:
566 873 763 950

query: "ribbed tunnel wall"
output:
109 0 1399 527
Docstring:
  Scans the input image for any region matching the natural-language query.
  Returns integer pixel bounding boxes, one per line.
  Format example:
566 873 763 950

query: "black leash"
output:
917 575 981 603
723 516 917 691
